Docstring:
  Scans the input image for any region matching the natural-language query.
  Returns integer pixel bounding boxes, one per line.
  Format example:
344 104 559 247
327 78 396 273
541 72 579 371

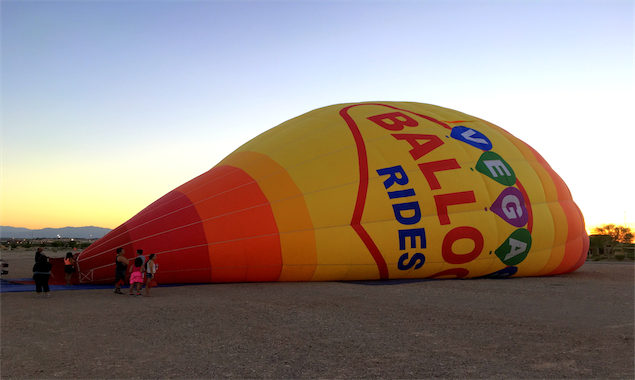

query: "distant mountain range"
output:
0 226 112 239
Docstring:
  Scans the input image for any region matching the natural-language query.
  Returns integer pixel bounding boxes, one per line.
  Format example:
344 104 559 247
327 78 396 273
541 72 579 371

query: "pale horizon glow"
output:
1 1 634 235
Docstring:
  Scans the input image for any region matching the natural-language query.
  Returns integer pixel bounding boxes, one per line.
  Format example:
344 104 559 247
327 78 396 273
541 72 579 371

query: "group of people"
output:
32 247 157 298
33 248 78 298
114 248 157 297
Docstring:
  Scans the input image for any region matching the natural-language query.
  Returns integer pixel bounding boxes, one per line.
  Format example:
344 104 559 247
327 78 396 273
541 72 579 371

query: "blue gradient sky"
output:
2 0 633 231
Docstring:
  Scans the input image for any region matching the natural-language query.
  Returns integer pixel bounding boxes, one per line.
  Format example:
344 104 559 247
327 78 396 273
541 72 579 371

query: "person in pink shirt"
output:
128 257 143 297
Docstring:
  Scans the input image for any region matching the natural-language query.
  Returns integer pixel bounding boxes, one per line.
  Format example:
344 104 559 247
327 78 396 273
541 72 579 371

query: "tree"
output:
592 224 634 246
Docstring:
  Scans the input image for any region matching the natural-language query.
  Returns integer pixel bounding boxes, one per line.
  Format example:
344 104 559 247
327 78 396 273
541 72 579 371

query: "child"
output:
128 257 143 297
144 254 157 297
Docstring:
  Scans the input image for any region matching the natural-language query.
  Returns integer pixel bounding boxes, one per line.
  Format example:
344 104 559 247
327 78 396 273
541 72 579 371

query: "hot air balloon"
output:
75 102 588 284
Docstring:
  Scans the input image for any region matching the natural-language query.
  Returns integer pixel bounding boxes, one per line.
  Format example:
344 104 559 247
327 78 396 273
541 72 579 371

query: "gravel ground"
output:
1 250 633 379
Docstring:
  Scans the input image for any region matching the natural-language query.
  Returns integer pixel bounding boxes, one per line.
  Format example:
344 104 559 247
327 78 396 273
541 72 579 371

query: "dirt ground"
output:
1 250 633 379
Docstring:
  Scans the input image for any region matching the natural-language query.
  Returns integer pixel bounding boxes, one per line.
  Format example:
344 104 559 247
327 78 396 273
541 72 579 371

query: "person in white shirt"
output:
144 254 157 297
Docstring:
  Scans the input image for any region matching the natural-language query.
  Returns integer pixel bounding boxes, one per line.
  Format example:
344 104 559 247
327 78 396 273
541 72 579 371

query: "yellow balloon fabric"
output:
77 102 588 284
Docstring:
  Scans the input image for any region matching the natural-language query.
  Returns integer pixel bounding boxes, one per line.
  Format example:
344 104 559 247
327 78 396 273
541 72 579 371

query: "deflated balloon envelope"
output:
76 102 589 284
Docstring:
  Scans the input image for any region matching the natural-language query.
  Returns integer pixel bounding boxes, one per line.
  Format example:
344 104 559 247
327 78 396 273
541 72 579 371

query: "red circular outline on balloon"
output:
340 103 534 280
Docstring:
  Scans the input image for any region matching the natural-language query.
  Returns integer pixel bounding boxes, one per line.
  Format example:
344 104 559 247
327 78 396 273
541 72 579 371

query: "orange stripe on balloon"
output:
524 145 587 275
567 227 590 274
548 200 588 275
219 151 318 282
176 165 282 283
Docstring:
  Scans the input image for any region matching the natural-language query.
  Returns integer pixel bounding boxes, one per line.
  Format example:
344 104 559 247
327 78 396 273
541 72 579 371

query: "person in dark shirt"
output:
33 255 53 298
35 247 44 263
114 248 129 294
64 252 77 286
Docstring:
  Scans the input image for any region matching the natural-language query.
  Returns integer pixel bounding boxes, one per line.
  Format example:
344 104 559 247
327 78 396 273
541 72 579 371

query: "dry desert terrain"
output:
1 250 633 379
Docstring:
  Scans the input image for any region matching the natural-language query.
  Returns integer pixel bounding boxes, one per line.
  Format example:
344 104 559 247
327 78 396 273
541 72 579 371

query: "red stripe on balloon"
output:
340 105 389 279
76 224 135 284
515 179 533 233
340 103 456 280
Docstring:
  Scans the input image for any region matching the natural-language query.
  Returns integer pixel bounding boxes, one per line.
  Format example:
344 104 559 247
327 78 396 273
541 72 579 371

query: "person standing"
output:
35 247 44 263
135 249 146 266
144 254 157 297
64 252 76 286
128 257 144 297
135 249 146 291
114 248 129 294
33 254 52 298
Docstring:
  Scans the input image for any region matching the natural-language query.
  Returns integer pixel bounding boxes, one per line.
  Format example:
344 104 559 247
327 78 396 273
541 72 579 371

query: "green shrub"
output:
615 254 625 261
627 252 634 259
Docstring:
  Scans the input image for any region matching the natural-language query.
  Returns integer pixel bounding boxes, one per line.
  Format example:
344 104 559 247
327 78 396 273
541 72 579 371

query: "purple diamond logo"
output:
490 187 528 227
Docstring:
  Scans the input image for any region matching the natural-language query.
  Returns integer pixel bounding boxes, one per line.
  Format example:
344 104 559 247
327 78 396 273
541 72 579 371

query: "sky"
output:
1 0 633 234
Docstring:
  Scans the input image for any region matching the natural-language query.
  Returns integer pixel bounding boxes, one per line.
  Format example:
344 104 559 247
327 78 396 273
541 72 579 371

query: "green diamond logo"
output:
475 151 516 186
495 228 532 266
